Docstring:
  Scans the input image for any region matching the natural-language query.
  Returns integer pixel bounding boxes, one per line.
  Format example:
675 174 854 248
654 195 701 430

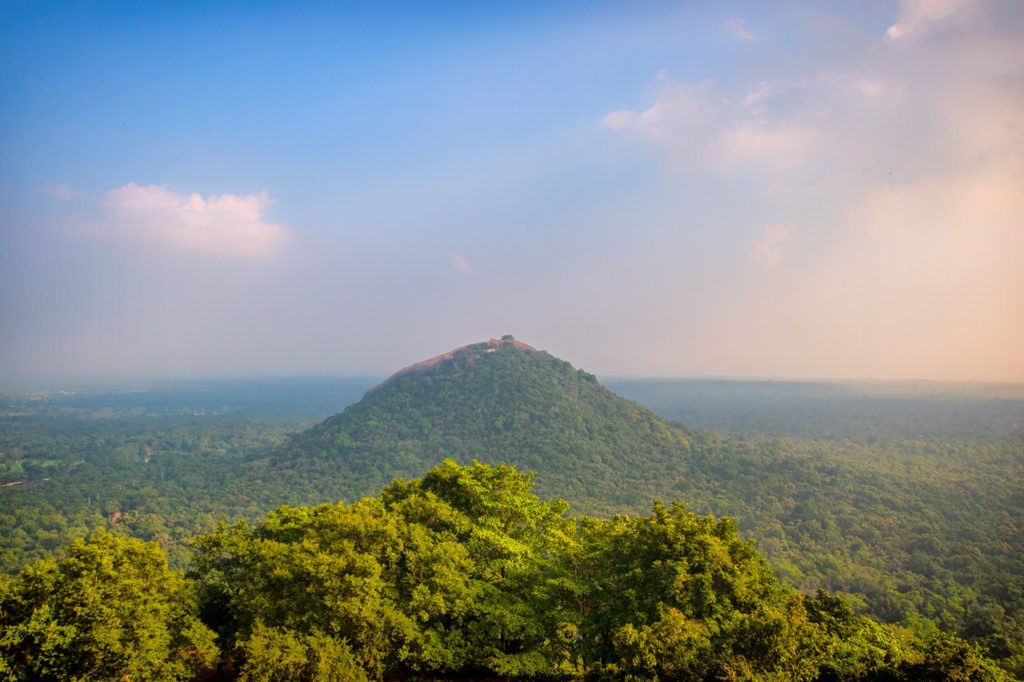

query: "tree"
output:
188 460 1013 681
573 502 825 680
0 531 217 681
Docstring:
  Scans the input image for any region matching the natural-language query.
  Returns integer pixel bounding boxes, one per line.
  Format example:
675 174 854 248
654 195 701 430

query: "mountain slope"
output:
270 336 699 512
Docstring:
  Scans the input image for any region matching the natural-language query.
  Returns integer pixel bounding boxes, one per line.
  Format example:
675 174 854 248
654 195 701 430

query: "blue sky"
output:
2 1 1022 383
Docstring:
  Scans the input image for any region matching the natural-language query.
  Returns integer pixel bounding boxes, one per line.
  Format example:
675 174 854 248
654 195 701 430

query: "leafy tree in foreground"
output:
0 532 217 681
192 459 577 679
1 460 1009 680
571 503 827 680
190 460 1013 681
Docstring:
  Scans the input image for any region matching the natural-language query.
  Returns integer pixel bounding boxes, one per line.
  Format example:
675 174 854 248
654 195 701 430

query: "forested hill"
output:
270 335 697 513
262 336 1023 676
2 338 1021 676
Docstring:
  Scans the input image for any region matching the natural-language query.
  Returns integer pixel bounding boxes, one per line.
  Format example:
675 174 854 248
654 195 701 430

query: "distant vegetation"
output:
0 378 372 569
1 461 1012 680
1 340 1021 677
604 377 1024 440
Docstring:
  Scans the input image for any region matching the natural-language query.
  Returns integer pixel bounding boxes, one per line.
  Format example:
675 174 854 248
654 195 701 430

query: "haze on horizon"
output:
2 1 1022 385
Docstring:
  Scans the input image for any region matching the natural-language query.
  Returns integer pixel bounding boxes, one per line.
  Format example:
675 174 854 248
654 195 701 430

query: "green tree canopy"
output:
0 531 217 681
189 460 1012 681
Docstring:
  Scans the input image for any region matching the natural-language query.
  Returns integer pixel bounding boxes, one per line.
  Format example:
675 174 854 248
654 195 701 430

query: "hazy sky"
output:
2 1 1022 383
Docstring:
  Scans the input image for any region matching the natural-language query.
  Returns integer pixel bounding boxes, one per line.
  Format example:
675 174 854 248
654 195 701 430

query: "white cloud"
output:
750 224 793 266
602 0 1023 185
886 0 968 39
600 109 637 132
722 18 755 42
600 79 813 175
104 183 289 259
598 0 1024 380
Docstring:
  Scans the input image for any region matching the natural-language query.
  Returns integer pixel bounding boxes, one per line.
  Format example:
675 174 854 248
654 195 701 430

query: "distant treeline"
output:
605 377 1024 439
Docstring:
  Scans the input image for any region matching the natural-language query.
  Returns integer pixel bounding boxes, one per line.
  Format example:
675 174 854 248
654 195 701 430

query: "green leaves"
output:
181 461 1011 680
0 532 217 681
567 503 817 680
238 622 367 682
191 459 580 680
0 459 1010 680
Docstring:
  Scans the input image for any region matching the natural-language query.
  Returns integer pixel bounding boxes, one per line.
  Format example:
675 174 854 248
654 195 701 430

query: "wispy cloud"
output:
602 1 1023 188
41 184 83 200
599 0 1024 379
104 183 289 259
722 18 754 42
451 253 472 275
886 0 968 40
600 78 814 175
750 224 793 266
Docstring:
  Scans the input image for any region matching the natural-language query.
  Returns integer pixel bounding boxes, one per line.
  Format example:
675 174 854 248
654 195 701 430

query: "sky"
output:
1 0 1022 383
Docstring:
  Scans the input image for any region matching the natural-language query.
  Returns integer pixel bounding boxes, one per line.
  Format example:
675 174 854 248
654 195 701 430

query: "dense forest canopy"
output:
1 338 1022 677
1 461 1012 680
